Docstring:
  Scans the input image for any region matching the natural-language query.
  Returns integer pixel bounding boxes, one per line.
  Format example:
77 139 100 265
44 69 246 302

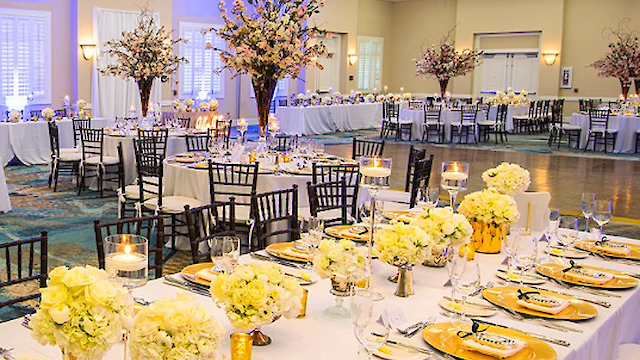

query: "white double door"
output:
481 52 539 94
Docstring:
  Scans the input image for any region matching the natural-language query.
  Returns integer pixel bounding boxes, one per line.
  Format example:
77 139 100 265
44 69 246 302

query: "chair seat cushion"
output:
85 156 119 165
60 147 79 154
143 196 204 213
512 116 529 120
124 184 164 200
59 153 81 161
477 120 497 126
562 124 582 130
424 122 441 126
376 189 411 204
589 129 618 134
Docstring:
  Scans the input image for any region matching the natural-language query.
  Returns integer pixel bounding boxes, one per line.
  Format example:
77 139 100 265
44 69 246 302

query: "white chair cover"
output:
513 191 551 233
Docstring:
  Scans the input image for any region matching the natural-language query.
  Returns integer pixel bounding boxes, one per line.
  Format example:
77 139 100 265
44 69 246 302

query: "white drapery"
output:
92 8 162 118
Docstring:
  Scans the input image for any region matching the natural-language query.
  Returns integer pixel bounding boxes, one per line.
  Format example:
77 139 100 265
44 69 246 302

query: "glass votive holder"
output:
104 234 148 289
298 288 309 318
230 333 253 360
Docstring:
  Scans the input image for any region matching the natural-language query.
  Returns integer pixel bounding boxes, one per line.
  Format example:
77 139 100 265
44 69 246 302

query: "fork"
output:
0 347 17 360
405 316 436 337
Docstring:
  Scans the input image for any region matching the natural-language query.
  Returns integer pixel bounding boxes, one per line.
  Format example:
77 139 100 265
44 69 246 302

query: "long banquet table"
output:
2 231 640 360
0 118 114 166
276 103 383 135
401 108 488 142
570 113 640 153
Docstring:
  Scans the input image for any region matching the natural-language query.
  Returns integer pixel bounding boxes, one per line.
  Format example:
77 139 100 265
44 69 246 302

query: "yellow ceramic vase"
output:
470 220 506 254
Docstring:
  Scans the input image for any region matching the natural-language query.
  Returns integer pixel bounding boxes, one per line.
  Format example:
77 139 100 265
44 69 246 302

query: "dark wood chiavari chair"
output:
352 138 385 160
47 122 81 192
0 232 48 312
184 200 237 262
422 105 444 143
380 101 400 139
307 178 348 226
72 118 91 149
29 110 42 120
451 105 478 143
409 155 435 208
78 128 120 197
176 117 191 128
137 128 169 159
94 216 165 279
405 145 426 192
273 134 298 152
185 134 212 152
312 163 360 221
55 109 67 118
585 109 617 153
250 185 300 251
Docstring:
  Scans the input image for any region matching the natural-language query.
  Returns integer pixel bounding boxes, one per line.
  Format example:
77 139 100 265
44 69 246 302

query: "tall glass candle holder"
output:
359 157 392 301
441 161 469 210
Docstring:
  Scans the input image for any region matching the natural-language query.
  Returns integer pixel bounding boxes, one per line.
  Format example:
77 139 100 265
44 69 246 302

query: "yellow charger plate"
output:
482 286 597 321
181 263 217 287
265 242 313 263
423 322 556 360
536 262 638 289
325 225 370 242
190 162 209 169
574 240 640 261
384 210 412 222
175 157 196 163
285 168 313 176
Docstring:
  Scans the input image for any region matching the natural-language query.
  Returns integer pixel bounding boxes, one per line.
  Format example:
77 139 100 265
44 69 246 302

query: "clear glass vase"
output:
325 277 355 318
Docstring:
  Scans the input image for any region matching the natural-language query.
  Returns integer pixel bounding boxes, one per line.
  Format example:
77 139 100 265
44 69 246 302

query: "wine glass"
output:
503 225 524 283
557 216 579 262
593 200 613 241
351 288 389 360
547 208 561 242
209 236 239 273
449 249 481 323
300 217 324 252
417 185 440 210
512 233 538 285
581 193 596 233
441 162 469 210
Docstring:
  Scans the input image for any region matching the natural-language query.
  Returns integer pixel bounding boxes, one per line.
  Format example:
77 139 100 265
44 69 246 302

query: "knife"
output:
473 319 570 347
385 340 433 355
250 252 308 269
163 276 210 296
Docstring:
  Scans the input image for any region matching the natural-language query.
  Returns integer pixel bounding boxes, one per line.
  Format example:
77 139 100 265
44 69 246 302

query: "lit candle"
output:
361 158 391 178
442 163 469 181
105 245 146 272
400 87 405 93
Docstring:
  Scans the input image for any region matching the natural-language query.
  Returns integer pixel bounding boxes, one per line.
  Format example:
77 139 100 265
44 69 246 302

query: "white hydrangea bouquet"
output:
31 265 133 359
481 162 531 196
211 262 303 333
364 94 376 103
410 207 473 248
172 99 182 110
129 294 224 360
8 110 21 123
76 99 87 110
42 108 56 121
313 239 368 282
374 223 431 267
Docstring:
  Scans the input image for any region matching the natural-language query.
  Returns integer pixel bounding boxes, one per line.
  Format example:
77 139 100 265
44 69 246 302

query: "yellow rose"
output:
246 280 267 305
85 280 118 307
40 285 69 308
48 304 71 324
61 267 98 293
47 266 69 286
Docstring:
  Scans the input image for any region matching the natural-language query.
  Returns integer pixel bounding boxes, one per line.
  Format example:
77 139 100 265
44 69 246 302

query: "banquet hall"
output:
0 0 639 359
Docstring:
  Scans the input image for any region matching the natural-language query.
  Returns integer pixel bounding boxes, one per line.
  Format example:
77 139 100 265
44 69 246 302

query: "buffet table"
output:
276 103 383 135
570 113 640 153
0 118 114 166
1 231 639 360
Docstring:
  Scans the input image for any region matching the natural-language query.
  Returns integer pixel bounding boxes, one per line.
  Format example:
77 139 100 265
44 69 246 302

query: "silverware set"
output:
163 275 210 296
0 347 16 360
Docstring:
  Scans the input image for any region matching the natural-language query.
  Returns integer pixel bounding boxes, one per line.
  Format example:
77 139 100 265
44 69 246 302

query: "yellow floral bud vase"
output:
470 220 506 254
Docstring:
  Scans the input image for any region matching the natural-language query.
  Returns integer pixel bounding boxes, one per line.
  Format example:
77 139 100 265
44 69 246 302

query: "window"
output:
179 22 224 99
0 8 51 106
275 78 288 97
357 36 383 92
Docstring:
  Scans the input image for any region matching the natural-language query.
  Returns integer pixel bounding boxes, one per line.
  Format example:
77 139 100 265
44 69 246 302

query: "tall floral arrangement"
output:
205 0 329 137
100 9 187 116
415 32 482 97
30 266 133 359
481 162 531 196
588 19 640 99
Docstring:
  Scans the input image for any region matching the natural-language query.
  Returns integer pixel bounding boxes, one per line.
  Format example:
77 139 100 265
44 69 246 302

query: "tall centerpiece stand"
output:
359 157 392 301
441 161 469 211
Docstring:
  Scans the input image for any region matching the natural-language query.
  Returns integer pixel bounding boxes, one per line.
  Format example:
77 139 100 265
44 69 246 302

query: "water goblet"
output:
351 288 389 360
512 233 538 285
450 250 481 323
581 193 596 233
209 236 239 273
593 200 613 241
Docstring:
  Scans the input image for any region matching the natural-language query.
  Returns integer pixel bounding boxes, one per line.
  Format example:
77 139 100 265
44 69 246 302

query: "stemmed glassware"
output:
593 200 613 241
417 185 440 210
359 157 392 301
449 248 481 323
351 288 389 360
441 162 469 210
581 193 596 233
512 233 538 285
300 217 324 253
547 208 561 242
209 236 241 273
558 216 579 262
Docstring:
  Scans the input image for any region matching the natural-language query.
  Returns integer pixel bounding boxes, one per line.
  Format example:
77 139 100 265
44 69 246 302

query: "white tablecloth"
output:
3 231 640 360
488 104 529 132
0 166 11 212
570 113 640 153
276 103 382 135
401 108 487 141
0 118 114 166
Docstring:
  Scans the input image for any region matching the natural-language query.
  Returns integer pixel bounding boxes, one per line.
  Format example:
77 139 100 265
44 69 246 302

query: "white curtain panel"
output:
92 8 161 118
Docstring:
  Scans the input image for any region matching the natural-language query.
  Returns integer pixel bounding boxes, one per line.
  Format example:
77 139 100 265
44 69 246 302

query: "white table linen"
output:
570 113 640 153
3 232 640 360
401 108 487 141
277 103 382 135
488 104 529 132
0 166 11 212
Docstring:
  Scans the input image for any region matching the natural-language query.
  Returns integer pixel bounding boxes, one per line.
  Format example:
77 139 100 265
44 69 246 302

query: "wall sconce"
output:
80 44 96 60
543 52 558 65
348 54 358 66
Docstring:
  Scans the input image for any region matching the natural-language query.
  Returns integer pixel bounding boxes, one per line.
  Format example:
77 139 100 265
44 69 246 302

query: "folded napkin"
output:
397 214 414 223
195 268 218 283
594 241 631 256
338 227 370 241
281 248 313 261
563 267 614 285
461 334 526 359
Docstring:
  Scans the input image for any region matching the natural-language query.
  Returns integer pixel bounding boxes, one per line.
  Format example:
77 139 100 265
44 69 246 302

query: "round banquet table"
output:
570 112 640 153
401 108 487 141
487 104 529 132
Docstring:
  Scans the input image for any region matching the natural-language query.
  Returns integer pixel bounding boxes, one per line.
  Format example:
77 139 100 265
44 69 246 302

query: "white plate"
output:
15 354 51 360
438 298 497 317
373 340 430 360
495 270 546 285
544 247 589 259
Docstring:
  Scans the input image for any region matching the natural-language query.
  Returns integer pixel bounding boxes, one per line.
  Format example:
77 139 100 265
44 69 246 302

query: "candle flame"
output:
373 157 380 168
124 245 132 255
452 162 459 172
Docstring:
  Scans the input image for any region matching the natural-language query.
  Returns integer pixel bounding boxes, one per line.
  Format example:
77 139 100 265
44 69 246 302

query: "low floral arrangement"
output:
199 102 211 111
8 110 21 123
402 93 412 101
172 99 182 110
410 206 473 249
30 266 133 359
129 293 224 360
211 262 303 332
364 94 375 103
376 95 386 103
322 97 332 105
296 93 308 100
487 90 529 106
42 108 55 121
184 98 195 110
332 91 342 99
374 223 430 267
209 98 219 112
76 99 87 110
458 188 520 225
481 162 530 196
313 239 368 282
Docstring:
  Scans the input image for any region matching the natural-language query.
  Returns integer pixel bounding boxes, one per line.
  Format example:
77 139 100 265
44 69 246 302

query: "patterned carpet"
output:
0 125 639 320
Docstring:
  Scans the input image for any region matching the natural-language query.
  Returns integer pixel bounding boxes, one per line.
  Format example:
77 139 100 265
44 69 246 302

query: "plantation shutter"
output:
180 22 224 99
357 36 383 93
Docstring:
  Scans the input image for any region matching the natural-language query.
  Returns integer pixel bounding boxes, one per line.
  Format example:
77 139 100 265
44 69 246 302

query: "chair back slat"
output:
208 162 259 207
137 129 169 158
409 155 435 208
312 163 360 219
48 122 60 158
352 138 385 159
0 232 48 309
185 200 237 262
72 118 91 148
176 117 190 128
251 186 299 251
80 128 104 161
588 109 611 130
424 105 442 124
274 134 298 152
405 146 427 192
185 134 211 152
307 178 348 225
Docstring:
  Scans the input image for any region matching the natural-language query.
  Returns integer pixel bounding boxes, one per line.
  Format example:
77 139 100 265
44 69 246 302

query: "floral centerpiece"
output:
487 90 530 106
376 94 386 103
402 93 412 101
42 108 55 121
199 102 211 111
129 294 223 360
415 31 482 97
206 0 329 137
481 162 531 196
365 94 375 103
211 262 302 345
99 9 187 116
172 99 182 110
410 207 473 267
30 265 133 359
8 110 21 123
184 98 195 111
209 98 219 112
458 188 520 254
374 223 430 297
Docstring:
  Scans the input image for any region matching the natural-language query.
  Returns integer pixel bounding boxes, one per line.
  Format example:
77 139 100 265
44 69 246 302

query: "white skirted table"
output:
487 104 529 132
401 108 487 141
276 103 383 135
570 113 640 153
2 231 640 360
